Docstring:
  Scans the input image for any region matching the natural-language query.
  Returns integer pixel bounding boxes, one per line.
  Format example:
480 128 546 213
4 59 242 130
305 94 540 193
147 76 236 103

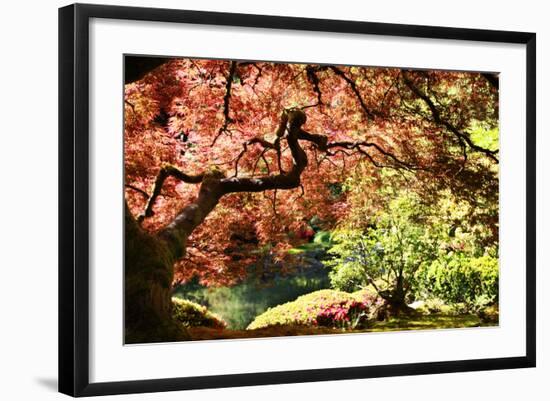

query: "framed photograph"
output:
59 3 536 397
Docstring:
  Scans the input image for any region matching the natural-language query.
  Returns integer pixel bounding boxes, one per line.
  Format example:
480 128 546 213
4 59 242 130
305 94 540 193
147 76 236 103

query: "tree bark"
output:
125 203 188 343
374 279 416 321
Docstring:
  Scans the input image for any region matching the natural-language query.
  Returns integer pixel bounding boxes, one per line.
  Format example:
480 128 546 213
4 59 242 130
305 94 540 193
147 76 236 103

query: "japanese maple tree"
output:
123 56 498 342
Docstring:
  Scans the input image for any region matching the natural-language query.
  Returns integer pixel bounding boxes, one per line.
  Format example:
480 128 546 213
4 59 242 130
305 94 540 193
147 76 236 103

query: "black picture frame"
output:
59 3 536 397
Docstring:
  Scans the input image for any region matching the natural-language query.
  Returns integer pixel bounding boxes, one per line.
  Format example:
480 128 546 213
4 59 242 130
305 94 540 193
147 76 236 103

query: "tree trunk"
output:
374 278 416 320
374 296 416 321
124 204 187 343
125 175 226 343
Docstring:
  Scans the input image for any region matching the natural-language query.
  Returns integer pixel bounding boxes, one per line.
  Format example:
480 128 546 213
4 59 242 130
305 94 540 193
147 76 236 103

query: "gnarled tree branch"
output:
211 61 237 146
220 111 306 194
138 165 204 223
153 110 306 260
402 71 499 163
140 108 420 260
125 183 149 199
305 65 324 107
329 66 376 120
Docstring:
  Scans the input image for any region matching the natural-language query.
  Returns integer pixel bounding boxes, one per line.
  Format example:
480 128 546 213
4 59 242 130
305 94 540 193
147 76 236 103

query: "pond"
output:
173 251 330 329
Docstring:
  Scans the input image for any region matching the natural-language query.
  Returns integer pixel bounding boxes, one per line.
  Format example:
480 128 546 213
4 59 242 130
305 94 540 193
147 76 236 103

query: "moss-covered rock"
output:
172 298 227 329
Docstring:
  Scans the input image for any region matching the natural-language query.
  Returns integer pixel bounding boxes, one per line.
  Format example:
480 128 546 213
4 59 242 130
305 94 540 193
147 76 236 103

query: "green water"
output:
173 265 330 329
173 231 333 329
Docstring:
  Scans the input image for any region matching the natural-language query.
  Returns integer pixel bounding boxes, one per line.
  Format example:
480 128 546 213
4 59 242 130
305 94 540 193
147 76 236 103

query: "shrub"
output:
328 259 367 293
171 298 227 329
414 298 448 314
410 297 474 315
314 300 370 329
247 289 378 330
325 193 440 298
470 293 496 313
415 254 498 310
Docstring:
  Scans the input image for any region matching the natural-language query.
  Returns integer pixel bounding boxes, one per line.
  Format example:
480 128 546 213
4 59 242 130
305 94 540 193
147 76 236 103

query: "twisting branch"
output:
232 113 288 177
294 184 305 201
124 100 136 114
305 65 324 107
328 140 419 169
402 71 499 163
251 148 268 176
211 61 237 146
138 109 420 261
261 153 272 175
329 66 376 120
140 107 418 232
295 128 419 170
144 110 309 260
239 62 264 89
264 189 278 216
138 165 204 223
233 137 281 177
218 110 306 194
125 183 149 199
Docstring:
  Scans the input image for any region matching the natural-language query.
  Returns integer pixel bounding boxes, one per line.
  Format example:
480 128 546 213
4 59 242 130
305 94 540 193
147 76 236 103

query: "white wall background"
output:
0 0 546 399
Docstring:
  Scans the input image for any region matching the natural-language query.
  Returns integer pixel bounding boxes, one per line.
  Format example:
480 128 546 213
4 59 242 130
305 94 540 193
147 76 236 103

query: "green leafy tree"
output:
325 192 439 315
325 167 499 318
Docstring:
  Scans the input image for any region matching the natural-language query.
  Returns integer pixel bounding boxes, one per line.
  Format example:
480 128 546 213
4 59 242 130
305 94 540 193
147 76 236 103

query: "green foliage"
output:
171 298 227 329
410 298 453 315
415 254 499 308
469 122 499 152
288 230 333 254
325 171 499 318
313 230 333 246
247 289 378 330
325 192 438 299
470 293 497 314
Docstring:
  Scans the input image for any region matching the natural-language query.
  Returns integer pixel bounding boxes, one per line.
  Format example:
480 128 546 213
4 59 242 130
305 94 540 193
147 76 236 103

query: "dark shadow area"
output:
124 55 170 84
